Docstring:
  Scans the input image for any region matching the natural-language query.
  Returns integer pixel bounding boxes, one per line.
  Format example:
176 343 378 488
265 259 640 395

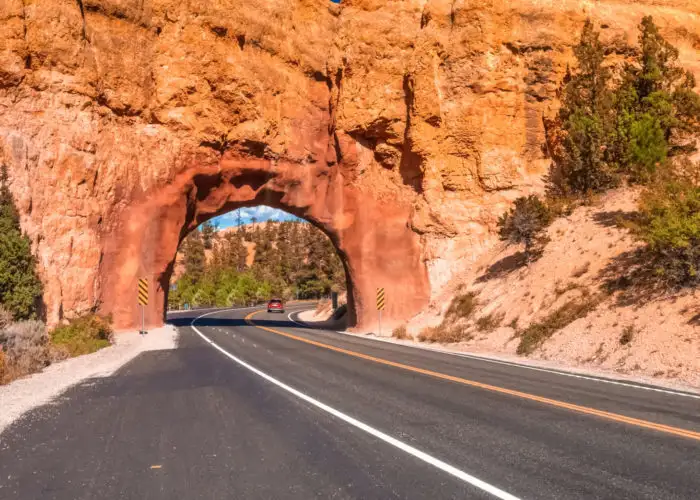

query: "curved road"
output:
1 303 698 499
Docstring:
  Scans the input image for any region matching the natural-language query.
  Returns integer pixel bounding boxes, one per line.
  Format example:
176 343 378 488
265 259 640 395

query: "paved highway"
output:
1 303 698 499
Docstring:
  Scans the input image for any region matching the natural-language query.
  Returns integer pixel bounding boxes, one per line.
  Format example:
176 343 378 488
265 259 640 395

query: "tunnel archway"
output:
168 205 349 317
98 151 430 332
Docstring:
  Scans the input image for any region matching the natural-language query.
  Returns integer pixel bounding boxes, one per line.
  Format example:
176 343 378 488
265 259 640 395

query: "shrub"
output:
444 292 478 323
619 325 635 345
0 320 49 382
0 304 13 330
475 313 504 333
631 174 700 286
50 314 113 358
417 324 471 344
0 165 43 320
392 324 408 340
517 296 601 355
498 196 552 260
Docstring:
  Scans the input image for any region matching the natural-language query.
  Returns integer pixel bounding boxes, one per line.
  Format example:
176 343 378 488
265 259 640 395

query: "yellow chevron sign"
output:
138 278 149 306
376 287 385 311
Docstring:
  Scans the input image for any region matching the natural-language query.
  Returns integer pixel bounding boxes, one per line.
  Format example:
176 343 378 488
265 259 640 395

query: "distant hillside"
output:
169 220 345 308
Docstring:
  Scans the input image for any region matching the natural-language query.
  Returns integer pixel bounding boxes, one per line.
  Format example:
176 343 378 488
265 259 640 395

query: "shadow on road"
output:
167 315 303 330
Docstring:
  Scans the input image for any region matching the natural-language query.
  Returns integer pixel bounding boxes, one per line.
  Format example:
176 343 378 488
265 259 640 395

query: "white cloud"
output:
211 205 302 229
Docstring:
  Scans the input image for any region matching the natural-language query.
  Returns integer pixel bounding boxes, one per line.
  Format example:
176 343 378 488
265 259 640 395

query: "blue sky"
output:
210 206 303 230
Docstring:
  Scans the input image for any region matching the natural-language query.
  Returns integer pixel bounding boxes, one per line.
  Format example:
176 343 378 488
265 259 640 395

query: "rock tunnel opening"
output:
98 151 430 333
166 204 352 323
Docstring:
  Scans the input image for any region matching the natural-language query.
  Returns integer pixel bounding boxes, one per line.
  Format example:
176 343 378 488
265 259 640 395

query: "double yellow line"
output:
245 311 700 442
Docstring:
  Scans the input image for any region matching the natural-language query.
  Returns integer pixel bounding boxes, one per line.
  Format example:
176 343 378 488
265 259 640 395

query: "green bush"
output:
632 174 700 286
0 166 43 320
498 196 552 260
50 314 113 358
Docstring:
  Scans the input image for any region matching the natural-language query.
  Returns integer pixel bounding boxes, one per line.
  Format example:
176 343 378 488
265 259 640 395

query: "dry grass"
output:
517 295 602 355
0 305 13 330
444 292 478 323
475 312 505 333
392 324 409 340
417 324 472 343
0 320 49 384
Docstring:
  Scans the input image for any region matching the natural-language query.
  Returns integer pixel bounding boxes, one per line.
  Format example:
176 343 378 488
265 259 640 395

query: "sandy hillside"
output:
407 189 700 388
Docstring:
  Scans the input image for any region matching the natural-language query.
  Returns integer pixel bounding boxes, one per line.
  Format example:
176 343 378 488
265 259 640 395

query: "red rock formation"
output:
0 0 698 330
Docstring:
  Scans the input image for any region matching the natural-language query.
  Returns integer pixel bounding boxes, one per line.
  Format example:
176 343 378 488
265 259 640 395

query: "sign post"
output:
376 287 385 336
138 278 149 335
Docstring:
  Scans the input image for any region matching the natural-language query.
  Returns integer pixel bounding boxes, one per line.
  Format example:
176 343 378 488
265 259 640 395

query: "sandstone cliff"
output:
0 0 699 329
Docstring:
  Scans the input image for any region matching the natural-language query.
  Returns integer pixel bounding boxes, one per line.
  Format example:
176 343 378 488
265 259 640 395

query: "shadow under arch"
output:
99 153 430 332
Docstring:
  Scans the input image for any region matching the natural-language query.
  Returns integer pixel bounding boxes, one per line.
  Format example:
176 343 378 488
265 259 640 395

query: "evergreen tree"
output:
181 229 206 283
554 19 616 195
201 220 216 250
612 16 700 180
0 165 43 319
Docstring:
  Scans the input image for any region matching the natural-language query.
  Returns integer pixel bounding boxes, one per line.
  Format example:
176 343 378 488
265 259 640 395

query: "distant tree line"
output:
168 219 346 309
499 16 700 285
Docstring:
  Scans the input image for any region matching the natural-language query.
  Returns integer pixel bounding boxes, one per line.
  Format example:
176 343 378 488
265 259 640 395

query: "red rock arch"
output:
99 151 430 332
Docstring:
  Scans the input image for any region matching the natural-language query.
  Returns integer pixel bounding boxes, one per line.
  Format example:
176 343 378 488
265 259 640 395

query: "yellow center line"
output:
245 310 700 442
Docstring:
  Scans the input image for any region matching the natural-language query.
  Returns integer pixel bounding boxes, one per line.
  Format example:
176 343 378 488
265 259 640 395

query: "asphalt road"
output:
1 304 698 499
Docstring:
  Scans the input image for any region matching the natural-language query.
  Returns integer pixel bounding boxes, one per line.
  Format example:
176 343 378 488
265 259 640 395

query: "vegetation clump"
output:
498 195 552 261
619 325 636 346
50 314 113 358
475 312 504 333
0 320 49 383
517 295 601 355
392 324 408 340
631 169 700 286
417 324 471 344
444 292 478 322
0 165 42 321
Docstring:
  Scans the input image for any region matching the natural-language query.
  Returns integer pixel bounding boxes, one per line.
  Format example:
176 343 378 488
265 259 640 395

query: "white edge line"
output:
191 308 521 500
287 311 700 400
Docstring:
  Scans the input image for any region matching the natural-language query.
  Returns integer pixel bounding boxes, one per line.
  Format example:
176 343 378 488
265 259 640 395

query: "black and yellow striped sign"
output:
138 278 149 306
376 287 385 311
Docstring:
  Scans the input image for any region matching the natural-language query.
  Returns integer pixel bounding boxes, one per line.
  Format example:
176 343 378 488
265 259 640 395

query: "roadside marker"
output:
376 287 385 336
138 278 149 335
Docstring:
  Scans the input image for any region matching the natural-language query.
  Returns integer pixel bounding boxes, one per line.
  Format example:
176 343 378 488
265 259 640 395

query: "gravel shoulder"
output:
0 325 179 436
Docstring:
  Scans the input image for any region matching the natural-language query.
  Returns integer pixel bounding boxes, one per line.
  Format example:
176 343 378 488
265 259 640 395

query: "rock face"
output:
0 0 699 330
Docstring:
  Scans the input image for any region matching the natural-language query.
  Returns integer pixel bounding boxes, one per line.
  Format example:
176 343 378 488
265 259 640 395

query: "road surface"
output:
1 303 698 499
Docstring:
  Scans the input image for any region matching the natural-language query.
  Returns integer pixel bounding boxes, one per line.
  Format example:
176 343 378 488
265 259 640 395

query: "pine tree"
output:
554 19 616 195
181 230 206 283
609 16 700 181
0 165 43 319
200 220 216 250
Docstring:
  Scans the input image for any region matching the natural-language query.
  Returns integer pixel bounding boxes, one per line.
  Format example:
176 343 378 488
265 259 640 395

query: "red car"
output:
267 299 285 313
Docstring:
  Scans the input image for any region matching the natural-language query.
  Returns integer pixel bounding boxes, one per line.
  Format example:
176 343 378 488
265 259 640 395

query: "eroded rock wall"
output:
0 0 699 329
